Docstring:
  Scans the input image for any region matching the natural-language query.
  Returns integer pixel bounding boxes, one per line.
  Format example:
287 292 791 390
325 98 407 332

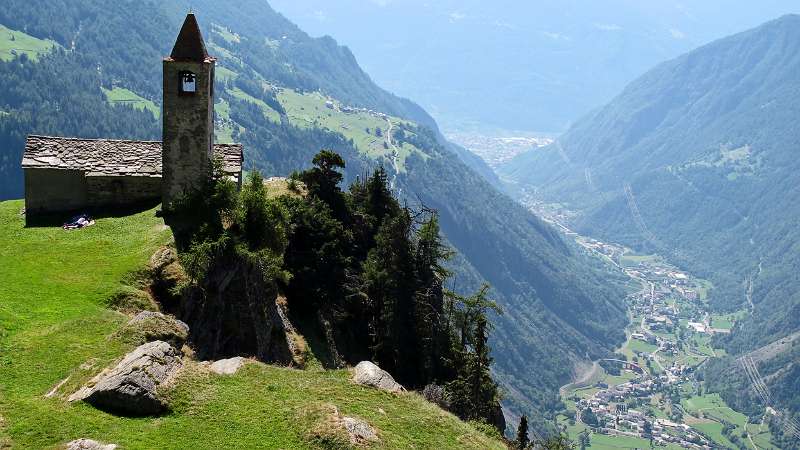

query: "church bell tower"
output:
162 13 215 211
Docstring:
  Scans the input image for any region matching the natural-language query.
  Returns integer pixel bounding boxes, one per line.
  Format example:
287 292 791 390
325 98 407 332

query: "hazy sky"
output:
269 1 800 132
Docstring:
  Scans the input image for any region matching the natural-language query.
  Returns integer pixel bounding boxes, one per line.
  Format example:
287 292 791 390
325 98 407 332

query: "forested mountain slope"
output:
0 0 627 431
501 14 800 433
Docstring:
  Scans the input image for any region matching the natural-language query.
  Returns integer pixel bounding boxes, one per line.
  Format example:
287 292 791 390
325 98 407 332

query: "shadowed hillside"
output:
501 15 800 442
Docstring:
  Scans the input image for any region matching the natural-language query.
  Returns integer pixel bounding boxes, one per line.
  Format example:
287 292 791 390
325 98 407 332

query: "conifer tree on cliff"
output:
469 314 497 419
445 285 502 423
300 149 347 220
414 214 453 383
362 211 416 380
516 415 530 450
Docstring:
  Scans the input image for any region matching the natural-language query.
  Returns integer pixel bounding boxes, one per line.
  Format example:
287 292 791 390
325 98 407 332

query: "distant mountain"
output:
269 0 800 132
0 0 628 432
501 14 800 433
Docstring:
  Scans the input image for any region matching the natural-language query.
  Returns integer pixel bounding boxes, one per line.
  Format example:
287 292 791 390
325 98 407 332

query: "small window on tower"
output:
179 71 196 94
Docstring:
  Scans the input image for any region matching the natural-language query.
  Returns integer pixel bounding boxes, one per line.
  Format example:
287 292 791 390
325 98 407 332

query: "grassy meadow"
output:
0 24 57 62
0 200 503 449
101 87 160 119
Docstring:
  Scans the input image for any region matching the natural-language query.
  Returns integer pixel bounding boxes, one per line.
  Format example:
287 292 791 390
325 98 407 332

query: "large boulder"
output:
65 438 117 450
352 361 404 393
121 311 189 348
69 341 182 415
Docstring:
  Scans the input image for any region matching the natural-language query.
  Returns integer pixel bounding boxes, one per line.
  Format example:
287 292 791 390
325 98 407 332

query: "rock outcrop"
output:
352 361 404 393
149 246 177 272
342 416 379 445
69 341 182 415
122 310 189 348
178 252 299 365
422 383 450 409
208 357 248 375
488 400 507 435
149 246 186 313
306 404 381 446
65 438 118 450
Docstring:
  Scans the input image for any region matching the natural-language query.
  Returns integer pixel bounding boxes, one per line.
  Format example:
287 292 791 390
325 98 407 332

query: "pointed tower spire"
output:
170 13 208 62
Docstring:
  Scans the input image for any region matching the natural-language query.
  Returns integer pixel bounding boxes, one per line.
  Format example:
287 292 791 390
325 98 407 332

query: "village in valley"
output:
519 193 766 449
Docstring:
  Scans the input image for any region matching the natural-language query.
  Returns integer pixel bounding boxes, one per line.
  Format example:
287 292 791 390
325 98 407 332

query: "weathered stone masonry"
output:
162 12 216 211
20 13 242 219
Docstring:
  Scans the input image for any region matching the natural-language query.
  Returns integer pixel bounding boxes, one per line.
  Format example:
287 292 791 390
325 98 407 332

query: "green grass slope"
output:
0 200 503 449
101 87 160 119
0 24 57 62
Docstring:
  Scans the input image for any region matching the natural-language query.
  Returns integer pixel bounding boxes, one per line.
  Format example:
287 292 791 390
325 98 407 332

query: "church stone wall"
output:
24 168 161 217
24 168 87 214
85 175 161 207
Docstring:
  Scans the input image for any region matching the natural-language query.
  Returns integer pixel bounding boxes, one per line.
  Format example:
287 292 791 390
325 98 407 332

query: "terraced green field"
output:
747 422 778 449
711 310 747 330
681 393 762 448
276 88 421 170
229 87 281 123
215 65 238 83
101 87 160 118
214 98 239 144
625 338 658 355
0 24 57 62
619 253 660 267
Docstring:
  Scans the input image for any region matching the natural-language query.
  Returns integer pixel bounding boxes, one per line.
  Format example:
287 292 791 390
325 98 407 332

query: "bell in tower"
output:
161 12 216 211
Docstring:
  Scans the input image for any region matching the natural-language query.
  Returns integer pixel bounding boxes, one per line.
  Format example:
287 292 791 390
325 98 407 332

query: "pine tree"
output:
469 314 498 419
444 285 502 423
413 214 453 381
516 415 530 450
300 149 348 219
362 212 416 379
236 171 286 252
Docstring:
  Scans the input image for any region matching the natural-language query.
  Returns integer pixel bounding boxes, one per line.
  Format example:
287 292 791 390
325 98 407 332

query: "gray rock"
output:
209 357 247 375
150 246 177 272
352 361 404 393
69 341 182 415
342 416 379 444
124 311 189 348
422 383 451 409
65 438 117 450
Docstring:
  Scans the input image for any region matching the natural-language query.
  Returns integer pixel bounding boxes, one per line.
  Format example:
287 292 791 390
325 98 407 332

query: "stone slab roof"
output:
22 135 243 181
170 13 210 62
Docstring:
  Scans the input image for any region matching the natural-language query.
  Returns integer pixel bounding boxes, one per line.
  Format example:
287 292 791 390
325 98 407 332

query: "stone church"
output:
21 13 242 218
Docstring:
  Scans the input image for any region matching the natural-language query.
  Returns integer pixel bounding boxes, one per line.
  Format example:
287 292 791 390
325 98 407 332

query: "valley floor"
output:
522 200 780 449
